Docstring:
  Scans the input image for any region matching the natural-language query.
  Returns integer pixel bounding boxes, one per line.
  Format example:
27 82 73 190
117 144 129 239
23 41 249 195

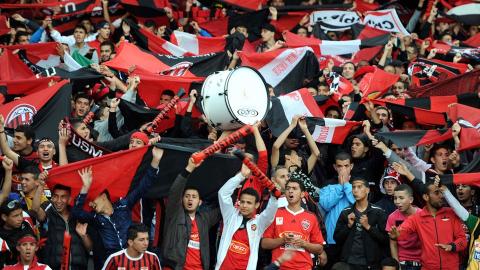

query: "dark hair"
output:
99 189 111 202
342 61 356 70
272 165 287 176
14 125 35 141
429 144 451 162
423 180 437 195
239 188 260 203
381 257 400 269
144 20 156 28
69 118 86 131
374 106 390 118
286 178 306 192
21 166 41 180
74 24 88 34
335 152 352 163
14 31 29 43
161 89 175 98
351 177 369 187
183 186 201 199
100 40 115 53
127 223 149 241
74 92 92 102
394 184 413 197
52 184 72 194
326 106 342 118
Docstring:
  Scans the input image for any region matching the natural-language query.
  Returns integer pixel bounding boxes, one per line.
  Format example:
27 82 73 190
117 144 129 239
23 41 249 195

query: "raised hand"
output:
78 166 93 192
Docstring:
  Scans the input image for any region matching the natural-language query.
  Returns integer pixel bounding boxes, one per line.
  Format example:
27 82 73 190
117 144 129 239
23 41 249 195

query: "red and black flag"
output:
374 93 480 113
104 42 228 77
0 80 72 141
408 58 469 87
307 118 360 144
199 9 269 41
118 99 175 134
409 69 480 97
464 33 480 48
239 47 319 95
125 19 191 56
119 0 171 17
371 99 447 126
218 0 263 11
135 73 203 108
441 172 480 188
0 0 101 19
448 103 480 151
265 88 324 137
283 31 387 58
375 129 453 148
351 24 390 44
47 143 241 208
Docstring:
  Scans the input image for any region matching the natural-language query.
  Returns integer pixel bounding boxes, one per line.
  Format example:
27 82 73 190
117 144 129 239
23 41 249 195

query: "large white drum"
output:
201 67 270 130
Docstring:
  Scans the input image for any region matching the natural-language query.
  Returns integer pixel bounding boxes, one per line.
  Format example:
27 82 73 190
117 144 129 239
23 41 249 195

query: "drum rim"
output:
223 66 271 125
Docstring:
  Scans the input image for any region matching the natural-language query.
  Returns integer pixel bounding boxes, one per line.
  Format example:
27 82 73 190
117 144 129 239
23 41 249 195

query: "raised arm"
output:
31 171 49 222
165 155 202 218
0 115 19 165
58 124 70 166
71 167 95 221
218 165 249 220
125 147 163 208
298 117 320 173
0 157 13 205
271 115 300 168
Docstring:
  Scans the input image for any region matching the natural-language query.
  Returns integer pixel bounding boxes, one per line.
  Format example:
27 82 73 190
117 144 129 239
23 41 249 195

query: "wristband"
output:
450 243 456 252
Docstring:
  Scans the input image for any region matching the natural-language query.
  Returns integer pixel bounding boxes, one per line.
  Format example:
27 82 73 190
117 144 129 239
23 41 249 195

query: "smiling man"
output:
31 183 91 270
216 164 278 270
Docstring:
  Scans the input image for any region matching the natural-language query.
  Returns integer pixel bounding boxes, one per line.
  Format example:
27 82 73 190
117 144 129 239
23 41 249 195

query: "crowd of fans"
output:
0 0 479 269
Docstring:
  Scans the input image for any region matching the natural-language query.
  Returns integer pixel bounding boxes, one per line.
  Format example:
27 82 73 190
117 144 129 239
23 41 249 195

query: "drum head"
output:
225 67 269 125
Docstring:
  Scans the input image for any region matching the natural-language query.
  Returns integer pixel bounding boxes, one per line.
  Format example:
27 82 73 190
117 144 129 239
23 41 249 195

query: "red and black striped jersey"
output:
102 249 161 270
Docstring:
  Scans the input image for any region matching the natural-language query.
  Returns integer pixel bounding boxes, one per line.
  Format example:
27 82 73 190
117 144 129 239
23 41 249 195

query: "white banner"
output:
310 10 360 31
362 9 410 36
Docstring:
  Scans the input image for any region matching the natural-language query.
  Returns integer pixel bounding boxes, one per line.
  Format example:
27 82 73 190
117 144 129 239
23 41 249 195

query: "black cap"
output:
0 199 22 216
261 23 276 33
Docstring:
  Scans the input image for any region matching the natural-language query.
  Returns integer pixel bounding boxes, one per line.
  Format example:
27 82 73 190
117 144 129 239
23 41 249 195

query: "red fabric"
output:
47 146 149 210
0 16 9 36
386 209 422 262
238 150 268 198
271 12 308 33
4 257 49 270
184 218 202 270
464 33 480 47
221 0 262 10
263 208 325 270
357 66 399 101
398 207 467 269
219 228 250 270
447 103 480 151
199 17 228 37
354 0 380 13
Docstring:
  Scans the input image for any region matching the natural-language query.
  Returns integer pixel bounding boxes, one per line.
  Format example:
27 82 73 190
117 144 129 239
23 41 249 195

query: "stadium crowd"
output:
0 0 479 269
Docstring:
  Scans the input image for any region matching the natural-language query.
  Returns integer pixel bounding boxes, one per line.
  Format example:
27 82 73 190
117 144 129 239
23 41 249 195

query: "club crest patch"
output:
301 219 311 230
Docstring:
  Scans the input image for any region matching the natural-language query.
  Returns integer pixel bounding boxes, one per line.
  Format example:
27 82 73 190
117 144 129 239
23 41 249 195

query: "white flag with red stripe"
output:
307 117 360 144
265 88 324 137
170 31 226 55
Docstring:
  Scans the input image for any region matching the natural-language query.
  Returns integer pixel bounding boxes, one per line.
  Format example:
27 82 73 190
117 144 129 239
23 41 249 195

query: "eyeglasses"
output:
7 200 19 209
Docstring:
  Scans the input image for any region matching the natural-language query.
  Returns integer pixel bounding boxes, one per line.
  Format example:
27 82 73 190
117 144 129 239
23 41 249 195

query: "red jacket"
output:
399 206 467 270
4 257 51 270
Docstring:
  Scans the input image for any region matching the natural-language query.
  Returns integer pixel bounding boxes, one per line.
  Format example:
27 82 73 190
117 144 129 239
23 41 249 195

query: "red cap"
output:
130 131 149 145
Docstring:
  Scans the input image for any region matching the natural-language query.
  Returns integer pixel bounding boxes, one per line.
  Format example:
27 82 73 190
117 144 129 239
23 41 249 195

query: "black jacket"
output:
161 170 220 270
334 203 389 266
41 206 89 270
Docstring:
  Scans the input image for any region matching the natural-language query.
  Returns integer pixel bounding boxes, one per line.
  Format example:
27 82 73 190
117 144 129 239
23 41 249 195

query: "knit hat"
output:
380 165 401 194
130 132 149 145
261 23 276 33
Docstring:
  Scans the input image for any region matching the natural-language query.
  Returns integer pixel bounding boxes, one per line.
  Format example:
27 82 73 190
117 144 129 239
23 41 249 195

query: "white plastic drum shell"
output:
201 67 269 130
